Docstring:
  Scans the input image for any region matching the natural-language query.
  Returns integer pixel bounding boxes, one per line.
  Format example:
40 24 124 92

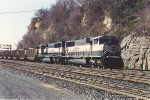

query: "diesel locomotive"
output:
36 36 124 69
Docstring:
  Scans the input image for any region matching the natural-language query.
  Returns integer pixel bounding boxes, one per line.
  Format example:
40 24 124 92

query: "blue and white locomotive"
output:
36 36 124 69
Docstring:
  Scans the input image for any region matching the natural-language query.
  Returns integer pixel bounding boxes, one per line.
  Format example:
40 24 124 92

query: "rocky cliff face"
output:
28 18 41 32
121 33 150 70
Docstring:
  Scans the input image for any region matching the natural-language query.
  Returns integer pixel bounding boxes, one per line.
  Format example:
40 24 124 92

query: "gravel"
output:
0 65 92 100
1 61 149 99
1 65 135 100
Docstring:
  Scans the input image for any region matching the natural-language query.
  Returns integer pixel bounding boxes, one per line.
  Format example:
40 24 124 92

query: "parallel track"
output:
0 59 150 99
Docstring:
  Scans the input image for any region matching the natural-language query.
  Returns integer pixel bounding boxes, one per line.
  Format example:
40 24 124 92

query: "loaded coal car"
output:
12 50 19 59
6 50 12 59
0 51 2 58
36 36 124 69
0 48 38 61
2 50 8 59
0 50 13 59
26 48 38 61
15 48 38 61
18 49 25 60
9 48 38 61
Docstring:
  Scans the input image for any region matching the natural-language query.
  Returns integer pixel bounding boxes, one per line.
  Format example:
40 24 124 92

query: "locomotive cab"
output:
99 36 123 69
89 36 123 69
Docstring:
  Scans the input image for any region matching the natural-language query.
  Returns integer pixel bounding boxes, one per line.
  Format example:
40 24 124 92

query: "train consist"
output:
0 36 124 69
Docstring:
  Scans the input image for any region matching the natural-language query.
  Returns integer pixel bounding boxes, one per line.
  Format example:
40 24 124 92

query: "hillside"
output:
17 0 150 69
17 0 149 48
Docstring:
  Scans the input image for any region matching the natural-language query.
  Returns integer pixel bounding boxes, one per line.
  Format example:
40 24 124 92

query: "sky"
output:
0 0 56 50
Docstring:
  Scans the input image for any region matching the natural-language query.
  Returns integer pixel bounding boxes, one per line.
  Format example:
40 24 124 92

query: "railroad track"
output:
0 59 150 99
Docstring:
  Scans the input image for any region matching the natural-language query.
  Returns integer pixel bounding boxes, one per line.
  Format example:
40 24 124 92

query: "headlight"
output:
106 56 120 58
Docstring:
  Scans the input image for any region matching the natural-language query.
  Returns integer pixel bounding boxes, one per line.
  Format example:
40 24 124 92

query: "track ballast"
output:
0 59 150 100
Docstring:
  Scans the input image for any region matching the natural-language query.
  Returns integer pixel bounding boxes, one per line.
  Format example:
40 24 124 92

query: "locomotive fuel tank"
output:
42 57 50 62
71 58 86 65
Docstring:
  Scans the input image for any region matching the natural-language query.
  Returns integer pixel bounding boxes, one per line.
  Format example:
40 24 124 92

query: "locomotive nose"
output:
109 45 116 50
105 45 118 55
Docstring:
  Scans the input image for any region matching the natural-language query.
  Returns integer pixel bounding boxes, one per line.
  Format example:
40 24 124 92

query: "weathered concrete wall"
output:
121 33 150 70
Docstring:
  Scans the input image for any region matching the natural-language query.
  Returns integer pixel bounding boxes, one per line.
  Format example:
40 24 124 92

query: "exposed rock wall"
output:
28 18 41 32
121 33 150 70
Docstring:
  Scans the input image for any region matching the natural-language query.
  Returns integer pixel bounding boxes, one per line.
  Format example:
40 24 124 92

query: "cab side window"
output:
94 38 98 44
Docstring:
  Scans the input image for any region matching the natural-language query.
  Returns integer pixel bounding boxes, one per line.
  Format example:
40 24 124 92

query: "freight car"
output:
35 36 124 69
0 48 38 61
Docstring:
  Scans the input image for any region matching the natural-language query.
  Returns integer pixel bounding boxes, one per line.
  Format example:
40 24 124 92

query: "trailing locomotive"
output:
36 36 124 69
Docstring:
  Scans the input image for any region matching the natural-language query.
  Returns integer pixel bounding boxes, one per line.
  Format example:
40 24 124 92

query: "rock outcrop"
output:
121 33 150 70
28 18 41 32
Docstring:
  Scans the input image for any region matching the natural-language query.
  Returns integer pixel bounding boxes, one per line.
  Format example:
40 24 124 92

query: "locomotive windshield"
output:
99 38 119 45
99 38 110 44
41 45 46 54
111 39 119 45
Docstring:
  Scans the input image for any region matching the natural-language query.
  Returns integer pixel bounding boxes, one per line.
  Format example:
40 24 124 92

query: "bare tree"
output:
35 8 49 19
68 8 83 39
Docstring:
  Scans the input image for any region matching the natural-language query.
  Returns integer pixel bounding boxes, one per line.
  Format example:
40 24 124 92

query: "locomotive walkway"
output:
0 59 150 100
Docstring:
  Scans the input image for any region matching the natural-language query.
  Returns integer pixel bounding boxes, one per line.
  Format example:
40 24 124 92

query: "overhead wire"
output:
0 10 38 14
